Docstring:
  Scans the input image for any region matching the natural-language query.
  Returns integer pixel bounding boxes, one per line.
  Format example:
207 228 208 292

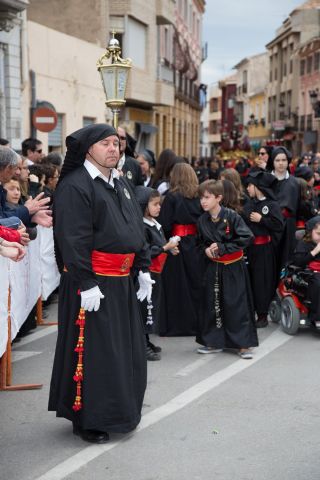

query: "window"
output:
210 98 219 113
282 48 287 78
289 44 294 74
300 115 305 131
48 114 64 149
307 56 313 74
300 59 305 76
127 17 147 69
307 114 313 131
83 117 95 127
314 52 320 71
209 120 218 135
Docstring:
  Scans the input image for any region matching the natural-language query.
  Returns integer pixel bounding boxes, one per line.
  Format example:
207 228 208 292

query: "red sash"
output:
296 220 306 229
172 224 197 237
282 208 294 219
91 250 135 276
308 260 320 272
253 235 271 245
211 250 243 264
150 252 168 273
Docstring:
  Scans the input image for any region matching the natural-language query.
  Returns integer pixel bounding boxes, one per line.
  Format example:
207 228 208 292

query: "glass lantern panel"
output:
116 68 129 101
100 67 116 100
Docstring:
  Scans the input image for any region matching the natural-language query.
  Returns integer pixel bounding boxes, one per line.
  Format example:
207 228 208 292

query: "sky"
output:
201 0 307 85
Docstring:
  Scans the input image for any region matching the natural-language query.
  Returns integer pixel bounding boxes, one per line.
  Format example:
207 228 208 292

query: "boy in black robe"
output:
48 124 152 444
242 171 284 327
196 180 258 359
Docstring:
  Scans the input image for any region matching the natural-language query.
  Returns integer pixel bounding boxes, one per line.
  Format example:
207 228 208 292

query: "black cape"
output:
158 192 204 336
48 166 149 433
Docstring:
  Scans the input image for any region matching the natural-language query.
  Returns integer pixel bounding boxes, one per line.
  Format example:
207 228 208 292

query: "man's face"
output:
28 143 44 163
117 127 127 155
0 164 16 184
88 135 120 169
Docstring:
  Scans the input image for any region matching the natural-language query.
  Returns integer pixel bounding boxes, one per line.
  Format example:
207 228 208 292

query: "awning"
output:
136 122 158 135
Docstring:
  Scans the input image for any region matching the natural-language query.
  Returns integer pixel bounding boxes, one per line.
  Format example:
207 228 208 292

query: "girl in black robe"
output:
268 147 300 271
242 171 284 327
158 163 204 336
49 124 150 442
196 180 258 359
135 186 180 360
291 216 320 328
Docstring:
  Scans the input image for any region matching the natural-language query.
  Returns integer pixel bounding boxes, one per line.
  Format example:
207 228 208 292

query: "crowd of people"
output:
1 125 320 444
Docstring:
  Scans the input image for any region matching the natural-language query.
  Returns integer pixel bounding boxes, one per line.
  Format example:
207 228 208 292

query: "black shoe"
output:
147 341 162 353
73 424 109 444
146 345 161 361
256 315 268 328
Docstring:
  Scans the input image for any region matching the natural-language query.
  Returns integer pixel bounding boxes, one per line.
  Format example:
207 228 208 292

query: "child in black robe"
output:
242 171 284 327
267 146 300 270
197 180 258 359
135 186 180 360
291 216 320 328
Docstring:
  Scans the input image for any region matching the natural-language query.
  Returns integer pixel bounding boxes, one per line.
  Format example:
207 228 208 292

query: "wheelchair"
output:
268 264 315 335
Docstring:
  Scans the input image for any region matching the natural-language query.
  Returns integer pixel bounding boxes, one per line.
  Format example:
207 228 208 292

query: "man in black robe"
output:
117 126 144 188
48 124 153 444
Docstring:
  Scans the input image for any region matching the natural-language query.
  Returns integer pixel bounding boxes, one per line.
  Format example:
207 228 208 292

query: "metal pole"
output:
112 109 120 130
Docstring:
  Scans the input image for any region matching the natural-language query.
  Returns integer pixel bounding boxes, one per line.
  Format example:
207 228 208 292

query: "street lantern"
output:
97 32 132 129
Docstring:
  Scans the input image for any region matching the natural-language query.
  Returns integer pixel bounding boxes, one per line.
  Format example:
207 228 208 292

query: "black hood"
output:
246 170 278 200
59 123 118 183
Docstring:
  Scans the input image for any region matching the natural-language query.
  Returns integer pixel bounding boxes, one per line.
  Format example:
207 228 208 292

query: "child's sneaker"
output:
197 346 223 354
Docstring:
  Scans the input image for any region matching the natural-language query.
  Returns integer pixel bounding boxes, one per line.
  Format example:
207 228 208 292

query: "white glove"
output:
169 235 181 245
137 271 155 302
80 286 104 312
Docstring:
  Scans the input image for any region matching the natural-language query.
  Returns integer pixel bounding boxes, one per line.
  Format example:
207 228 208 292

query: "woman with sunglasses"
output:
250 146 274 173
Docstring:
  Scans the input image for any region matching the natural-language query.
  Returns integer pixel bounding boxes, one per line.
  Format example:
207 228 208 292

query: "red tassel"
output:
72 308 85 412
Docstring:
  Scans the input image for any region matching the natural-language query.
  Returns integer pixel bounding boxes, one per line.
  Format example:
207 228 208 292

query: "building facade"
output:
0 0 28 150
155 0 206 159
266 0 320 154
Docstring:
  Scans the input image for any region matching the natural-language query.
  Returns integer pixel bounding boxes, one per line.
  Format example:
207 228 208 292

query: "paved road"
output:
1 302 320 480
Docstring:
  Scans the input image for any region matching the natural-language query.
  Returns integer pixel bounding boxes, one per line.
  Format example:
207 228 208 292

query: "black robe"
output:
139 220 167 333
48 166 149 434
158 192 204 336
242 198 284 315
292 240 320 325
196 207 258 349
273 174 300 269
121 155 144 188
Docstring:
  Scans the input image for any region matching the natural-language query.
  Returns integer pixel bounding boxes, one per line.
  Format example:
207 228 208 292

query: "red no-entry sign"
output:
32 107 58 133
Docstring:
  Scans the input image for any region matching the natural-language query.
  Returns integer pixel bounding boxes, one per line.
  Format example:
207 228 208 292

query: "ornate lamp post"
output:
97 32 132 129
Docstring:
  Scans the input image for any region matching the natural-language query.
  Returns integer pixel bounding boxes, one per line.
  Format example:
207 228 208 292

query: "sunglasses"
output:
35 149 42 154
119 136 126 141
258 151 267 155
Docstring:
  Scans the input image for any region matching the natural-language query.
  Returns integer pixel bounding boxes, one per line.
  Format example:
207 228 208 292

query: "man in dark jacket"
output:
117 126 143 188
